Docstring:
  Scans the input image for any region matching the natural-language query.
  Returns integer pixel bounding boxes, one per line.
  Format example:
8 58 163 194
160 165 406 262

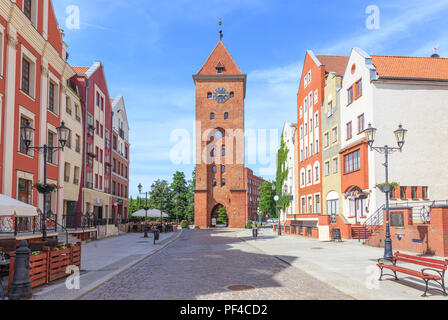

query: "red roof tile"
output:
316 55 349 76
371 55 448 80
72 66 90 75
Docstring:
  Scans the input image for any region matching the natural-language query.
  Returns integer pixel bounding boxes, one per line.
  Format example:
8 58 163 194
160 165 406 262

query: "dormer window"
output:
216 62 224 74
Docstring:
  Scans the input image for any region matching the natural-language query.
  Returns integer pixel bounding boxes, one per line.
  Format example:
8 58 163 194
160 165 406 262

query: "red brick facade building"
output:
193 41 248 229
245 168 265 222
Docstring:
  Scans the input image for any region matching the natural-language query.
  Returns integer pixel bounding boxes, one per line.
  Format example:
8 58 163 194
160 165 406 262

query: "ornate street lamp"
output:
365 123 407 259
21 121 68 241
138 183 150 238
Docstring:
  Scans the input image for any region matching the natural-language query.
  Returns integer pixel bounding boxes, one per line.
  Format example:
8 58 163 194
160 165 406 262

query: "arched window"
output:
211 148 216 157
212 165 217 173
230 92 234 98
222 147 226 156
224 112 229 120
222 179 226 186
222 165 226 173
207 92 212 99
212 179 217 187
210 113 215 120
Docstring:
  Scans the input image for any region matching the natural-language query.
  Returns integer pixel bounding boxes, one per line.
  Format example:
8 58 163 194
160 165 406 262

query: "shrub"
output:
180 220 188 229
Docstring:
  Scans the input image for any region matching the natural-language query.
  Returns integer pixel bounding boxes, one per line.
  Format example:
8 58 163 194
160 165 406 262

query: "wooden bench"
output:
377 252 448 297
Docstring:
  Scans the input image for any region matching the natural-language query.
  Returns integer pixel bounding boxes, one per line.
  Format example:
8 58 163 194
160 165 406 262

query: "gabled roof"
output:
371 55 448 81
72 61 101 78
316 55 350 76
72 66 90 75
196 41 243 75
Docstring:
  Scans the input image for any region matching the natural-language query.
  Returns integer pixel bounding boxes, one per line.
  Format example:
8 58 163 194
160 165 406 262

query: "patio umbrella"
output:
0 194 38 217
132 208 169 218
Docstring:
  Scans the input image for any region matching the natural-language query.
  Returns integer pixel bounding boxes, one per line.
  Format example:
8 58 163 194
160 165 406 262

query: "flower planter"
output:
380 185 392 193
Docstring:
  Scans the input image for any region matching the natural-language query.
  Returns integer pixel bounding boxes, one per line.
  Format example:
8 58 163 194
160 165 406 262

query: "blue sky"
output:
52 0 448 197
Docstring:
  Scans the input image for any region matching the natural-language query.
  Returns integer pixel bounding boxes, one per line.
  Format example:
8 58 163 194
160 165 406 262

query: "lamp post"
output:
138 183 150 238
21 121 69 241
272 184 281 236
364 123 407 259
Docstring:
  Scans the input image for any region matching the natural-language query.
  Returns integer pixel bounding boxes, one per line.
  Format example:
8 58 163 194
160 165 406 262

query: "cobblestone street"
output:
82 229 351 300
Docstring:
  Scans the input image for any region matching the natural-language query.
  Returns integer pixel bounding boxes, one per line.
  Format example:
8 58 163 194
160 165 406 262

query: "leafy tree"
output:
217 206 228 225
171 171 189 222
275 136 292 213
185 168 196 222
149 179 173 220
258 181 277 218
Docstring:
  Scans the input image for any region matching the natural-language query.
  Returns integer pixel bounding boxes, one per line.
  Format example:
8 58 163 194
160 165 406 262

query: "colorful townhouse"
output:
71 62 113 224
294 51 349 231
339 48 448 228
0 0 75 225
111 95 130 223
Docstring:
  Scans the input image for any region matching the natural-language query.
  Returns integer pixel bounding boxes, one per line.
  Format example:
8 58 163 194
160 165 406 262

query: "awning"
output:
132 209 169 218
0 194 38 217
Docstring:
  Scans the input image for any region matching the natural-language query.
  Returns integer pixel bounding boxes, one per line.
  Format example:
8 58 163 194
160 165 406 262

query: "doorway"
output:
211 204 228 227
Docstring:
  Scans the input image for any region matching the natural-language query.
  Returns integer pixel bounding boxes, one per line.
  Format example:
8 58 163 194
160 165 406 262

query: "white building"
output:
339 48 448 225
281 122 297 223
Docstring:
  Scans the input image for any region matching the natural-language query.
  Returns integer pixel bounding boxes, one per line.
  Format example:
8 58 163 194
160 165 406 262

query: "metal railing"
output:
362 204 385 240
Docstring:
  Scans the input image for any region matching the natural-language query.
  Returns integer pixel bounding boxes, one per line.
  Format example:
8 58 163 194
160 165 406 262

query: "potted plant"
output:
375 182 399 193
33 183 62 194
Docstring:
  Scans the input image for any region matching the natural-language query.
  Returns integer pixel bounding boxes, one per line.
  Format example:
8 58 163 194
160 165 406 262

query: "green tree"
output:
275 135 292 213
258 181 277 218
185 168 196 222
171 171 189 222
217 206 228 225
149 179 172 220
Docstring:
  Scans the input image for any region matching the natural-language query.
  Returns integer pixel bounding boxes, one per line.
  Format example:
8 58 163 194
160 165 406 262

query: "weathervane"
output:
219 19 223 41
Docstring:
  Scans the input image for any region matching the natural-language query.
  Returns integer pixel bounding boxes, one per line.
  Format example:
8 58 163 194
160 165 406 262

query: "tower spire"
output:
219 19 223 41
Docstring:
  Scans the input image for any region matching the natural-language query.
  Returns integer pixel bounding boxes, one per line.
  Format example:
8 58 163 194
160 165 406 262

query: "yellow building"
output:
61 86 83 225
321 72 343 217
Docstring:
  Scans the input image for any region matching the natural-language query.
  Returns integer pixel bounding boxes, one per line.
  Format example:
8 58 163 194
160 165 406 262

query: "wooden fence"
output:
8 242 82 291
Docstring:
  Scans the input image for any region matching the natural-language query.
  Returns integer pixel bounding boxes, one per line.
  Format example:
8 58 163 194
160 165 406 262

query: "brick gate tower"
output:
193 41 247 229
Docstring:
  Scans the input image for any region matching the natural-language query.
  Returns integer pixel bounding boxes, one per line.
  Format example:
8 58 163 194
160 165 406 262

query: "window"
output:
308 196 313 213
348 86 354 104
301 172 305 186
411 187 418 199
75 135 81 153
23 0 33 22
210 113 215 120
301 197 306 214
66 128 72 149
309 93 313 109
316 139 319 154
207 92 212 99
327 199 339 215
230 92 234 98
48 81 56 113
212 165 217 173
324 133 329 148
18 178 32 204
222 148 225 157
344 150 360 173
346 122 352 139
222 165 226 173
95 174 98 189
47 131 57 164
315 195 321 214
211 148 216 157
100 97 104 111
64 163 70 182
300 126 303 139
314 90 318 105
333 158 339 174
422 187 429 199
332 127 338 143
100 149 103 163
212 179 217 187
356 79 362 99
299 106 303 118
74 167 80 185
327 101 334 117
224 112 229 120
100 124 103 138
307 169 312 184
305 146 308 159
221 179 226 186
310 143 313 156
300 149 303 162
400 187 407 199
66 97 72 115
21 58 31 95
315 165 320 182
325 161 330 176
304 123 308 136
75 105 81 122
310 118 313 132
358 114 365 133
315 113 318 128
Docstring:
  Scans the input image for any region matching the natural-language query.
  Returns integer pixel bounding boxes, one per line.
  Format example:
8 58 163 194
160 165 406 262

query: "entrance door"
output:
211 204 228 227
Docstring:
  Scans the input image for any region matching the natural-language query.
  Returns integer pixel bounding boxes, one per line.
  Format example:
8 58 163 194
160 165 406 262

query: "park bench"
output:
377 252 448 297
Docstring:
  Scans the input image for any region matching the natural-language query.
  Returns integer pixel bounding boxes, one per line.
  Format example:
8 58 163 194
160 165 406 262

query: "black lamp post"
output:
21 121 69 241
364 123 408 259
138 183 150 238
